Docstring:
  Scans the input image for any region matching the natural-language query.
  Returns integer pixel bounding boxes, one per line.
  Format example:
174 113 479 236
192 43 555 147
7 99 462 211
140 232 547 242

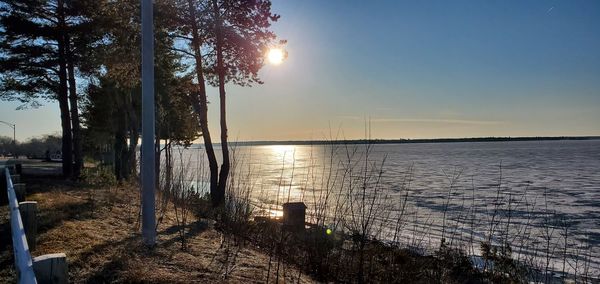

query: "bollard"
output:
13 183 26 202
11 174 20 183
19 201 38 251
33 253 68 284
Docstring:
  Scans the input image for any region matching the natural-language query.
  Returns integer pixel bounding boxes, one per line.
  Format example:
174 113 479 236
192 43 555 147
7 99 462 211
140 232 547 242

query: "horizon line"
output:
193 135 600 146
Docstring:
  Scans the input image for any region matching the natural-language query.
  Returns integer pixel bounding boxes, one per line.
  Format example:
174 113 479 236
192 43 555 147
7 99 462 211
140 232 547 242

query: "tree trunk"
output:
186 0 220 207
155 135 161 190
126 91 139 178
57 0 73 178
114 122 127 180
127 122 139 177
213 0 229 205
66 35 83 179
164 139 172 192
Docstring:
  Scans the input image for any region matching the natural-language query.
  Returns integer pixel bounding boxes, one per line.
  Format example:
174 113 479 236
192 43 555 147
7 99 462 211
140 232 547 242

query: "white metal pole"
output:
141 0 156 246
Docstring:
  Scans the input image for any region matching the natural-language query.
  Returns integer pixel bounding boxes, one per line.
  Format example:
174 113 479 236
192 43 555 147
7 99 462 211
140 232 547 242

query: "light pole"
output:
0 120 16 145
141 0 156 246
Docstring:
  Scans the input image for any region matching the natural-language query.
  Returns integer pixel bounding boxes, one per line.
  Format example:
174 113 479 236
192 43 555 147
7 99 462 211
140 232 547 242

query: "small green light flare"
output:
326 228 332 235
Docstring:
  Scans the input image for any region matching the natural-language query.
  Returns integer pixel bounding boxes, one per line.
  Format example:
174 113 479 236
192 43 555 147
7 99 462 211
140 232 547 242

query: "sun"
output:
267 48 284 65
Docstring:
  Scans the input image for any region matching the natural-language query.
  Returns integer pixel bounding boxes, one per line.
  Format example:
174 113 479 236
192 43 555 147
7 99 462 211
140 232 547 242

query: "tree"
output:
83 0 142 181
83 0 200 181
83 78 138 180
0 0 73 177
0 135 15 156
83 59 200 182
156 63 202 189
16 134 61 159
0 0 105 178
170 0 282 206
64 0 105 178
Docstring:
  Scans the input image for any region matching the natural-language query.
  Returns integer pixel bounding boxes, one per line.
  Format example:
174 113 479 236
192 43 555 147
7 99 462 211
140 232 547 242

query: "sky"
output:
1 0 600 141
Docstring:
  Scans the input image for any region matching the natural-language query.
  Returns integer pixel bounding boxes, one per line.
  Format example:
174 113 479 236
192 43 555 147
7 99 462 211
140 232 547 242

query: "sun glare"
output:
270 145 295 156
267 48 284 65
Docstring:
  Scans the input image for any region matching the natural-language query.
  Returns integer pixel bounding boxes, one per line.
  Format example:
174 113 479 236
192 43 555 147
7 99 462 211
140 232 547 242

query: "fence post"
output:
19 201 38 251
33 253 68 284
13 183 26 202
11 174 20 183
7 163 16 174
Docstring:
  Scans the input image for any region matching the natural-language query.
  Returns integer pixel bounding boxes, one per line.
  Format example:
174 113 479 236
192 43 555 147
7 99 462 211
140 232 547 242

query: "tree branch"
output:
170 47 196 58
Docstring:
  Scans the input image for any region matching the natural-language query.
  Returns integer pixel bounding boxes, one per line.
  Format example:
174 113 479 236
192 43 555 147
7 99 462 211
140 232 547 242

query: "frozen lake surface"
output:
175 139 600 278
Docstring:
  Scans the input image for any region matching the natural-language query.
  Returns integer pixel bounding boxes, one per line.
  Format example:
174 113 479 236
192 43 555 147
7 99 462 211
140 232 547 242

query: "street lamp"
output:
0 120 16 144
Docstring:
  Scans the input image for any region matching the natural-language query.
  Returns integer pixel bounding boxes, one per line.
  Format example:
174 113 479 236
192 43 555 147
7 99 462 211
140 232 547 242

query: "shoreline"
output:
200 136 600 147
2 163 598 282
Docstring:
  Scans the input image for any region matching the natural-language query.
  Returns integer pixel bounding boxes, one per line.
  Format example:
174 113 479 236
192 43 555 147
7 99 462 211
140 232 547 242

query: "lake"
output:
172 139 600 277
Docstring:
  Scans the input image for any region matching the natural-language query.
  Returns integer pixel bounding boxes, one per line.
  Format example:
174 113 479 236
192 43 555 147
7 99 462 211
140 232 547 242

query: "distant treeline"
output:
226 136 600 146
0 134 61 158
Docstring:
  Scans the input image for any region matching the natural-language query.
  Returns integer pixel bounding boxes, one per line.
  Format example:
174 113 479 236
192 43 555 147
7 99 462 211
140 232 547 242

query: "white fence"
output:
5 167 37 284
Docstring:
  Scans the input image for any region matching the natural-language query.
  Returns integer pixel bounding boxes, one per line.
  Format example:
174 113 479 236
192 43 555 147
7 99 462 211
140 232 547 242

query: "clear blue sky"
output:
1 0 599 141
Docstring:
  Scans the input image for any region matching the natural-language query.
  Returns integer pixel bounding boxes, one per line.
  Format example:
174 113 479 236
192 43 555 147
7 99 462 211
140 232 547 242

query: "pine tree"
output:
0 0 105 178
169 0 283 206
0 0 73 177
83 0 200 181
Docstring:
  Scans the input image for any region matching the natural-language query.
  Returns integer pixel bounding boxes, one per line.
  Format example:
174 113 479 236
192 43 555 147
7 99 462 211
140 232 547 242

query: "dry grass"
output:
0 177 313 283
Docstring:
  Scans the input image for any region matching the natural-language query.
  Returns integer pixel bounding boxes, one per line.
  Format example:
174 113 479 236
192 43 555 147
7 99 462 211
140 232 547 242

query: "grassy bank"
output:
0 174 311 283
